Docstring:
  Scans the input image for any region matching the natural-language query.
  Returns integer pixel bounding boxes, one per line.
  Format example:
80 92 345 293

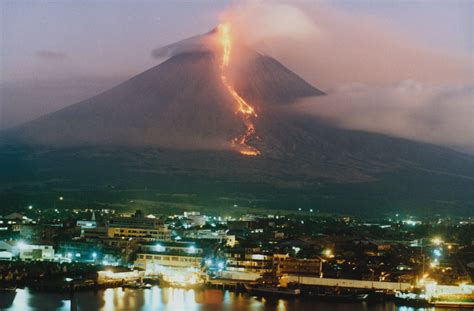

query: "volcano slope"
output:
1 49 474 217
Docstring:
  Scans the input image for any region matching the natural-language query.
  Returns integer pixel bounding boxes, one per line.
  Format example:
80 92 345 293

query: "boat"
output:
394 290 432 308
308 291 369 302
123 282 152 289
244 283 301 297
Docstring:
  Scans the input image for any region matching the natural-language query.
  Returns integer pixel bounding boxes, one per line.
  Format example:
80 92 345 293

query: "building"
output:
76 211 97 237
0 213 34 237
274 255 322 276
182 229 236 246
183 211 206 227
0 241 17 260
107 210 170 241
225 247 274 274
18 243 54 261
134 241 204 272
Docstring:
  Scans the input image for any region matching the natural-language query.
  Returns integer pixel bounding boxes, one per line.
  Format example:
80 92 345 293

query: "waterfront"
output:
0 287 454 311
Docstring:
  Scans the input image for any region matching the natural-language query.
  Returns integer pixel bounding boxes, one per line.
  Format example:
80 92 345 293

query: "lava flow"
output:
218 23 260 156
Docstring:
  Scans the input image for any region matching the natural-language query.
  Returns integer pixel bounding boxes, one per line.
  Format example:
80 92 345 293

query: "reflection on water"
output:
0 287 452 311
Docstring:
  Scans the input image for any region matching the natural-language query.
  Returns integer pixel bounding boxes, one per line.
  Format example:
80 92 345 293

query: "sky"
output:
0 0 473 151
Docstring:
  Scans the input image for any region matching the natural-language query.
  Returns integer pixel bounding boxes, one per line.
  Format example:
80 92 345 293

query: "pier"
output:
284 275 411 291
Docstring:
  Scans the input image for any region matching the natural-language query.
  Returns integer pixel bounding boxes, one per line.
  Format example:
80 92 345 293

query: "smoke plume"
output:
216 1 474 152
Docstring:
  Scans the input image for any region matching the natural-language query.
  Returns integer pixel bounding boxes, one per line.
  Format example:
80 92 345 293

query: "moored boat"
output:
244 283 301 297
308 291 369 302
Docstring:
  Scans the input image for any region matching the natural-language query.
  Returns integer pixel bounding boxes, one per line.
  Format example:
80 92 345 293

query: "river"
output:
0 287 453 311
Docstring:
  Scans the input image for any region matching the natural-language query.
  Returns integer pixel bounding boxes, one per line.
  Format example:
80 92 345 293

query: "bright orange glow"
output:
218 23 260 156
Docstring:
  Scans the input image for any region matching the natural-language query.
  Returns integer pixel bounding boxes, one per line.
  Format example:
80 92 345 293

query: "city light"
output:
431 237 443 246
17 241 27 250
323 249 334 258
156 244 165 252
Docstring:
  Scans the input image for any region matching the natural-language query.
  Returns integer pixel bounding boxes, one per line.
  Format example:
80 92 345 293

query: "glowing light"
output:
217 23 260 156
323 249 334 258
17 241 27 250
431 237 443 245
156 244 165 252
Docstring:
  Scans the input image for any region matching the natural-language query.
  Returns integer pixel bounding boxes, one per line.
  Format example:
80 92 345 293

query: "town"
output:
1 202 474 308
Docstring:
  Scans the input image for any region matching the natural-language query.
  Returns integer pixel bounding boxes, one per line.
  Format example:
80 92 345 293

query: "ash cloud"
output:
219 1 474 152
34 50 67 61
296 82 474 152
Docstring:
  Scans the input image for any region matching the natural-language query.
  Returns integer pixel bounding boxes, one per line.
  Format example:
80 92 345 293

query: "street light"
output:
323 249 334 258
17 241 27 250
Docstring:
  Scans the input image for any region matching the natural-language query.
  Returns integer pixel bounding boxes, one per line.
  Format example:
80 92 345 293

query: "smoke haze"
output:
219 1 474 152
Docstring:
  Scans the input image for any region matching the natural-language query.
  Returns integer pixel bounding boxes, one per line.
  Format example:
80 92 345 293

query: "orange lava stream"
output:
218 23 260 156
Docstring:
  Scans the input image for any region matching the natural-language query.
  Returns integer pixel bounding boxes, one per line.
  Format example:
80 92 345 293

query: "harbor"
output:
0 285 465 311
3 271 474 309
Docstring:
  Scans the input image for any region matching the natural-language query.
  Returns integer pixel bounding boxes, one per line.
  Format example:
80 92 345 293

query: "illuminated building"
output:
18 243 55 261
134 241 204 271
107 210 170 240
225 247 274 273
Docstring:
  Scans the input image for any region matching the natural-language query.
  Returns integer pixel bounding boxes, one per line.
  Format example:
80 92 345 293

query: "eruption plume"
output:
218 23 260 156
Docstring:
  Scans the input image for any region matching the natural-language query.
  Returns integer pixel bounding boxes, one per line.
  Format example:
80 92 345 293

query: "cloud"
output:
151 32 215 60
34 50 67 61
295 81 474 152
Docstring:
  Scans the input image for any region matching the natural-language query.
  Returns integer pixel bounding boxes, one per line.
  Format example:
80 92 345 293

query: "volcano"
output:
1 29 474 216
6 48 323 150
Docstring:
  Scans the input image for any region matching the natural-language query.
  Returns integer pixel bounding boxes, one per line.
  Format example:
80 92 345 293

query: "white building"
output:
19 244 54 261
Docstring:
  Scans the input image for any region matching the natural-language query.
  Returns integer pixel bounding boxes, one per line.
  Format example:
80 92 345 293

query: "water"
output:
0 287 452 311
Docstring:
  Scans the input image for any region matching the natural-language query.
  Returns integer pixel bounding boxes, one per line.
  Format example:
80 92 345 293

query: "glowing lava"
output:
218 23 260 156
